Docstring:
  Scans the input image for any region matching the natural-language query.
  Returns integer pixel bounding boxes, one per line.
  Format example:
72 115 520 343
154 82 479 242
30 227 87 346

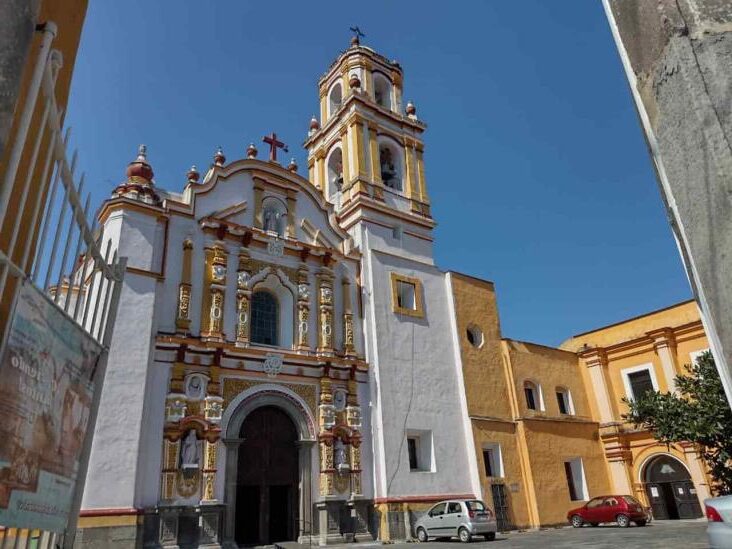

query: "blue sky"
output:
64 1 691 346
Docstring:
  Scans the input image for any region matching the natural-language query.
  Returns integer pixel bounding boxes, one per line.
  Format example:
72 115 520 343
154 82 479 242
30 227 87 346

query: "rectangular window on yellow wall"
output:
390 272 424 318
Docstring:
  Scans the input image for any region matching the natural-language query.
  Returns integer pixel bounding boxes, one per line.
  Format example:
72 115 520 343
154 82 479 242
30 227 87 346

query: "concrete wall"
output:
604 0 732 406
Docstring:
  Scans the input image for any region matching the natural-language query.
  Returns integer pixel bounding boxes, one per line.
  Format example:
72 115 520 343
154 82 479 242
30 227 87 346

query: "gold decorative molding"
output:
222 377 317 416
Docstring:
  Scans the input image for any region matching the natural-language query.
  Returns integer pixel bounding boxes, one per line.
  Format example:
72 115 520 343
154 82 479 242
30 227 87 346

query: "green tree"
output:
623 351 732 495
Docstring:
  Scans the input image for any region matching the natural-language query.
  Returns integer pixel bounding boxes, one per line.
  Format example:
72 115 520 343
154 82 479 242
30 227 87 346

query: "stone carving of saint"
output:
298 283 310 301
263 206 284 235
180 430 200 468
237 270 251 289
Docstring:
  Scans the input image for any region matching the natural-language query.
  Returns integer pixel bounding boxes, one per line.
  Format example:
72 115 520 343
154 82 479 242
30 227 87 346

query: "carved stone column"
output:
342 278 355 357
176 239 193 333
235 249 252 347
318 377 336 497
316 270 334 356
346 377 362 497
201 438 219 503
200 245 227 340
296 265 311 352
160 438 180 501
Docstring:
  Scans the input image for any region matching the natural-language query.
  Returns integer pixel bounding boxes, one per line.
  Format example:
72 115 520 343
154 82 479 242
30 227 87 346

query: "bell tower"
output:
304 34 433 247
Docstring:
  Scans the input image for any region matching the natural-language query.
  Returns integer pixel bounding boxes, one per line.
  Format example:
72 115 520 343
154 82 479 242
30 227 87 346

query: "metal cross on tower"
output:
262 132 288 163
349 26 365 40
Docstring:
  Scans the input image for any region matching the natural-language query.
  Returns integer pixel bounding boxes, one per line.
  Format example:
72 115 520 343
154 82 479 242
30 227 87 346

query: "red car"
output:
567 495 650 528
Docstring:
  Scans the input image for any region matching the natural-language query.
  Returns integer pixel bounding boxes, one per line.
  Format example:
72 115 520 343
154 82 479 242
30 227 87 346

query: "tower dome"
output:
112 144 161 206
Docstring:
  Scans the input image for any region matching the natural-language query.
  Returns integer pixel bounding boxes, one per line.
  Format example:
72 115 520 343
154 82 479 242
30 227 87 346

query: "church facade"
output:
74 37 713 547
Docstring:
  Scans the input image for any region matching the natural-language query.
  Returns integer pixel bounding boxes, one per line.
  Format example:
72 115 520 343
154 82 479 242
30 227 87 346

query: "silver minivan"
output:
414 499 498 542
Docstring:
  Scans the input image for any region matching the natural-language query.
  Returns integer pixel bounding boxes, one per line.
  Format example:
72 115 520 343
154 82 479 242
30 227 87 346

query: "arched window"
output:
327 146 344 196
555 386 574 415
379 141 402 191
524 380 543 411
251 291 278 346
328 83 343 118
262 196 287 237
373 72 392 110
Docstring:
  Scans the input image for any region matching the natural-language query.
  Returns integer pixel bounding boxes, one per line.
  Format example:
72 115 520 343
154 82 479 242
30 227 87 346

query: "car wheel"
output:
571 514 583 528
416 527 428 542
485 532 496 541
635 520 647 527
590 522 599 527
458 527 472 543
616 514 630 528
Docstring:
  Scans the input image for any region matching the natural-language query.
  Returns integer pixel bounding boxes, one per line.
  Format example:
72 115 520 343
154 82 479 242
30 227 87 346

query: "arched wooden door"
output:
643 455 702 520
236 406 299 544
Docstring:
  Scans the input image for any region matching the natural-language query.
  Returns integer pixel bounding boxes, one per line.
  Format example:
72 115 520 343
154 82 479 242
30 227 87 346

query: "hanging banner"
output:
0 281 102 533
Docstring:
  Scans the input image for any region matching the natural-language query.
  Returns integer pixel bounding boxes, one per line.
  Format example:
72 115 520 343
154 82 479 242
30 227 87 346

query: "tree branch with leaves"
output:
623 351 732 495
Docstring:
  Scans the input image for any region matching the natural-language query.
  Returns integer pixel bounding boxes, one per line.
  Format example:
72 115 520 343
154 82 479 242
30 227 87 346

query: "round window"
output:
466 324 484 348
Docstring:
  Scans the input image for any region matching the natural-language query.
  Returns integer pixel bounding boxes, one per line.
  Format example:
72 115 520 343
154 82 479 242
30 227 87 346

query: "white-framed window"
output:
407 429 434 472
555 386 575 415
482 442 504 478
621 364 659 401
523 380 544 411
564 457 589 501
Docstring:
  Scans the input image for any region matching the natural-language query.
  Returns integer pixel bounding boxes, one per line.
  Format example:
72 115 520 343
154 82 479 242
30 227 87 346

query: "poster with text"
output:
0 282 101 532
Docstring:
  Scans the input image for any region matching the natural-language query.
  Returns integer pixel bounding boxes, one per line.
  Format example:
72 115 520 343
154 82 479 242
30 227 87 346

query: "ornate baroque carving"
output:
222 378 317 416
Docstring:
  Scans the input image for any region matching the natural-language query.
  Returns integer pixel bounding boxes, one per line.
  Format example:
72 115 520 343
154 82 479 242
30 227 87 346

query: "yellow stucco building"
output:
452 272 710 530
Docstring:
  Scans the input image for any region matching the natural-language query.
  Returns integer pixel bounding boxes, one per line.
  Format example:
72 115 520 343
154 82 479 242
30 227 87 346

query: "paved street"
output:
340 520 709 548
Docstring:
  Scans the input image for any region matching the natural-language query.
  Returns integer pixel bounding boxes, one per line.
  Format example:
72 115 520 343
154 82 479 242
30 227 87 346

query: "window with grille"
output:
628 369 654 400
251 291 278 346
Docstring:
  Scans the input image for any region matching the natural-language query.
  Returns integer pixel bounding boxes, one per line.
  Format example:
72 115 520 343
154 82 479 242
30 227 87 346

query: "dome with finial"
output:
112 144 161 206
349 73 361 90
126 144 154 181
350 35 360 47
287 158 298 172
406 100 416 116
309 116 320 131
187 165 200 183
246 142 258 159
213 146 226 166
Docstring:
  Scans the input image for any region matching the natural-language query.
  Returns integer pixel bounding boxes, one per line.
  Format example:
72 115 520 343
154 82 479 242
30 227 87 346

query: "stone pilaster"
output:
296 264 311 352
200 244 227 340
647 327 679 392
581 348 616 423
235 249 252 347
176 239 193 333
317 269 335 356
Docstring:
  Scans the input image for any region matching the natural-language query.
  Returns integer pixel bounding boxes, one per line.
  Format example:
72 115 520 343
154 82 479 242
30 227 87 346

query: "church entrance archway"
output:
236 405 298 545
642 455 702 520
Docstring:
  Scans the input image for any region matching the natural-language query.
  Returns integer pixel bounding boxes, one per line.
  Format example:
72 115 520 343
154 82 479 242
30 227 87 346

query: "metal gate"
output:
490 483 513 532
0 21 125 549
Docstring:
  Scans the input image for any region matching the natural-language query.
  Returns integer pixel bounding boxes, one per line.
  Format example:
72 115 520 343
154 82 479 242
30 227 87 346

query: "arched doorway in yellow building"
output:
642 455 702 520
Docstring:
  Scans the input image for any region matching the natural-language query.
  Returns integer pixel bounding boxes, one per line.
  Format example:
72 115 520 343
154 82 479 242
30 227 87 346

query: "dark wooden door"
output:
236 406 299 545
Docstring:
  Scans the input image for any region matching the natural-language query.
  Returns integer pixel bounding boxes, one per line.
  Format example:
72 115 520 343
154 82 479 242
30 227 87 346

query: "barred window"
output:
251 291 278 346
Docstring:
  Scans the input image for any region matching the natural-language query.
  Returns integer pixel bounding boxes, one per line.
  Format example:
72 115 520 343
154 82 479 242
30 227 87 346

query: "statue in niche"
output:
380 147 397 187
263 206 284 236
180 429 200 468
334 438 349 473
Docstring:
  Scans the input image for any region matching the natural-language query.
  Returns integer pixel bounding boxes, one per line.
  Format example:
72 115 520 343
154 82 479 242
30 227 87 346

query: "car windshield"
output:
465 500 486 512
622 496 642 506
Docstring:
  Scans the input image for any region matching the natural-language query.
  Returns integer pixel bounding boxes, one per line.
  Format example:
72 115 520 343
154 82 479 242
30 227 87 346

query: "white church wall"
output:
134 360 170 507
362 240 474 499
194 171 255 225
293 190 342 249
353 219 434 265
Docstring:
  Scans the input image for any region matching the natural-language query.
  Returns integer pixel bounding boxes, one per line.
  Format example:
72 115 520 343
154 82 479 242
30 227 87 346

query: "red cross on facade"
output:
262 132 288 163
